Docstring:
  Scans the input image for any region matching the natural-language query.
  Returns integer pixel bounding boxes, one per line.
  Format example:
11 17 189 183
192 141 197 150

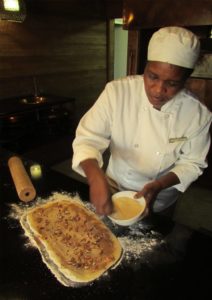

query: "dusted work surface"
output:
0 155 212 300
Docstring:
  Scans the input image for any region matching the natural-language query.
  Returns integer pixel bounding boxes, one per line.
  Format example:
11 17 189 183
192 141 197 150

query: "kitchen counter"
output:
0 95 76 158
0 149 212 300
0 94 75 116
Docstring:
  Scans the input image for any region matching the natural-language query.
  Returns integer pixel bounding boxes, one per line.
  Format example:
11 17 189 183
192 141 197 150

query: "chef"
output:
72 26 212 259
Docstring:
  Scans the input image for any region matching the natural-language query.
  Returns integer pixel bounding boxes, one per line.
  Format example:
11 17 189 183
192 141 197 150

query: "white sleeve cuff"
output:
72 146 104 177
170 164 203 192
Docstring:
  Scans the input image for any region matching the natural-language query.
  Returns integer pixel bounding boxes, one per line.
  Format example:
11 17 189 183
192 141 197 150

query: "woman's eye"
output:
167 81 180 87
148 73 157 80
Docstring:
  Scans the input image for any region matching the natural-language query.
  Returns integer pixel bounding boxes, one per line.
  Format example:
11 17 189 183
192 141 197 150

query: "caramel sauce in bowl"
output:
108 191 146 226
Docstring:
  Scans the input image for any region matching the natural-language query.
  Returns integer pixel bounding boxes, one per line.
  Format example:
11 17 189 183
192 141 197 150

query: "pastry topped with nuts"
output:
20 199 123 286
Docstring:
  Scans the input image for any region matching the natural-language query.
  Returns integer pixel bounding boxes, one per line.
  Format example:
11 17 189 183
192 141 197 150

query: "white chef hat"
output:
147 26 200 69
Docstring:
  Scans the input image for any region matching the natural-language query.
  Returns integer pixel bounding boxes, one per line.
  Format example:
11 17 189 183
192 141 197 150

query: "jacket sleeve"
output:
72 83 114 176
170 115 212 192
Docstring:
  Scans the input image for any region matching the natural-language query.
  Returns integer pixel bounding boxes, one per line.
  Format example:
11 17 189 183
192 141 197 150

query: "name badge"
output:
169 137 188 143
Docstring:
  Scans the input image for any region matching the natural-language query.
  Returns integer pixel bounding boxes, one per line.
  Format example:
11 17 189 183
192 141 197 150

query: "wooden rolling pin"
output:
8 156 36 202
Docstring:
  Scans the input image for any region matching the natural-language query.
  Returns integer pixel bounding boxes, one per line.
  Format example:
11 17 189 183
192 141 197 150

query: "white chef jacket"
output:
72 76 212 211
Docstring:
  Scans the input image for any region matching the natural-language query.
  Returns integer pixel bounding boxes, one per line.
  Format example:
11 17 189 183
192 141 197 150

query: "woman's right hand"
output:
80 159 113 215
89 173 113 215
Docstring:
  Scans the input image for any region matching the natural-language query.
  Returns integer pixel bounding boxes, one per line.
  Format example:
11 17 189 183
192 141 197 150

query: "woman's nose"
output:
154 81 166 95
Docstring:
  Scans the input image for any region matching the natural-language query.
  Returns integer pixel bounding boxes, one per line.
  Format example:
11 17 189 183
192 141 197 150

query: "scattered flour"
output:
9 191 164 268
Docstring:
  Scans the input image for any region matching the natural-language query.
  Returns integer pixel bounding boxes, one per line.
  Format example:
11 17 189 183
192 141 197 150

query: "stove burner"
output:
21 96 47 105
0 94 75 154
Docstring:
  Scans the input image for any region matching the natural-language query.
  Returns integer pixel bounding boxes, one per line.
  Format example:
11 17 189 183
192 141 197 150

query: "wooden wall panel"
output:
0 15 110 122
123 0 212 29
25 0 123 19
186 78 212 111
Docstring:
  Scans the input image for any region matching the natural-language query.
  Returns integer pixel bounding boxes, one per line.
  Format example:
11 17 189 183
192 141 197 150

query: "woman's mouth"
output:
151 96 164 104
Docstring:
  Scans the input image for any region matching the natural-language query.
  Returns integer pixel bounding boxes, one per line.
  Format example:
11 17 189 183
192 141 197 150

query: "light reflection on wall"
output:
3 0 20 11
123 12 134 26
0 0 26 22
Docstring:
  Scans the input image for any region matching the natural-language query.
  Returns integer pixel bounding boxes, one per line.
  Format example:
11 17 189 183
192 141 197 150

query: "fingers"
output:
134 182 158 204
134 188 152 216
134 185 149 199
102 202 113 215
92 198 113 216
143 206 149 217
134 190 150 205
134 191 144 199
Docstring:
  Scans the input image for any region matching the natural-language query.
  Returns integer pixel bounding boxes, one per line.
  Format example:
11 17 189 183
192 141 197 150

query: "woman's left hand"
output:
134 180 163 213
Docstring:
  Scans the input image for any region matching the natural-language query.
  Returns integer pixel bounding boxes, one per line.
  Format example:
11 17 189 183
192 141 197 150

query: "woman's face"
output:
144 61 189 109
